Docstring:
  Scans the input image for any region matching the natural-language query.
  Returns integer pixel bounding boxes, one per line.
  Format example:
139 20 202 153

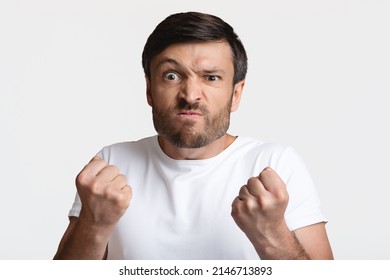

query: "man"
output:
54 12 333 260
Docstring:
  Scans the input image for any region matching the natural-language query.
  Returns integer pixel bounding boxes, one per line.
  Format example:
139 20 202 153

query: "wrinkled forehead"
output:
150 41 235 75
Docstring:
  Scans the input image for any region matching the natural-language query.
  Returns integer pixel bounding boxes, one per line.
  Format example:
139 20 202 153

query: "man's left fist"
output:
231 167 289 243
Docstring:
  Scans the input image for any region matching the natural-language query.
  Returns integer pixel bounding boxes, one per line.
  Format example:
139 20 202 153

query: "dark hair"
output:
142 12 248 84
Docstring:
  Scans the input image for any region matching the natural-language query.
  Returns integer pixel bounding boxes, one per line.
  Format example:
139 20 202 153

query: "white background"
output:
0 0 389 259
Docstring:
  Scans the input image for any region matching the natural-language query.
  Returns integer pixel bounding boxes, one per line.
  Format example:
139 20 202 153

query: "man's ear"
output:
231 80 245 112
146 77 153 107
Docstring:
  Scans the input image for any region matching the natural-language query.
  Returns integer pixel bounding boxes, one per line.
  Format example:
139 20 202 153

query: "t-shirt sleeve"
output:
67 149 105 218
68 192 82 217
272 147 327 231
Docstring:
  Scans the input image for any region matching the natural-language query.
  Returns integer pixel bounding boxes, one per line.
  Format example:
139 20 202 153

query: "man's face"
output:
147 41 244 149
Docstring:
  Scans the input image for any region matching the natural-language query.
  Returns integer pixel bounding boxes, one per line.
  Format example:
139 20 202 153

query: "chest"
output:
107 161 261 259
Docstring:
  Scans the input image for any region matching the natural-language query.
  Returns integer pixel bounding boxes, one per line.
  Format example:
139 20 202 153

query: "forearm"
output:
251 227 311 260
54 218 112 260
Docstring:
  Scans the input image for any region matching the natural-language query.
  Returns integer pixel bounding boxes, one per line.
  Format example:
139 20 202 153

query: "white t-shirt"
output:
69 135 326 259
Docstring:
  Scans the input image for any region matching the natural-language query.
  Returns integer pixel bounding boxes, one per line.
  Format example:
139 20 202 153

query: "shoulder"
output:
234 136 309 182
234 136 297 161
97 136 157 163
102 135 155 151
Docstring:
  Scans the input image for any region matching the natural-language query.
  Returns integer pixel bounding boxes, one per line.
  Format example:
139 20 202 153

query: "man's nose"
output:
179 78 202 104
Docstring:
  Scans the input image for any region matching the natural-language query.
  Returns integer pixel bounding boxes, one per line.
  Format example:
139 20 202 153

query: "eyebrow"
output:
156 57 180 69
202 68 226 75
156 57 226 75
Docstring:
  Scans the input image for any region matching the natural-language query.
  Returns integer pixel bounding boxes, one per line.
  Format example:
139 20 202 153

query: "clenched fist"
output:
76 156 132 228
231 167 289 245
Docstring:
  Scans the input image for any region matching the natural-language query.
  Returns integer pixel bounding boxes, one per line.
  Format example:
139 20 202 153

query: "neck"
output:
158 134 237 160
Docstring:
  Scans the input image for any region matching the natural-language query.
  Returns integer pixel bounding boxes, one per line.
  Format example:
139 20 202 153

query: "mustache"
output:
176 99 209 113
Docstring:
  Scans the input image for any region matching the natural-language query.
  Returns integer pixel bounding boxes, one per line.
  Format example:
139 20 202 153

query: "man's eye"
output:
164 72 179 80
206 75 220 82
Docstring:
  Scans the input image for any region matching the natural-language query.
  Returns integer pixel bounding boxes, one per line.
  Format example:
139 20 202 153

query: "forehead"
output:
150 41 234 73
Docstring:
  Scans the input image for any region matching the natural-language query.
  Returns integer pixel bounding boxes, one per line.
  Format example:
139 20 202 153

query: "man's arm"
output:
294 222 333 259
231 167 333 260
244 221 332 260
53 217 109 260
54 156 132 260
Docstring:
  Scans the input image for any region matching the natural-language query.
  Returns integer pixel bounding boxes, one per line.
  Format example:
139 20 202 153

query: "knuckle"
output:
259 167 273 179
89 181 102 194
231 205 242 218
245 198 258 211
104 187 130 207
254 196 265 206
121 195 131 209
103 186 116 200
76 176 100 196
108 165 120 175
116 194 131 209
274 186 289 202
75 171 89 186
231 197 243 212
258 173 267 182
247 177 258 185
279 191 289 204
117 174 128 185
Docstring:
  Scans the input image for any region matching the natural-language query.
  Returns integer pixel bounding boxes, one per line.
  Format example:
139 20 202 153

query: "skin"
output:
54 157 132 259
54 41 333 260
146 41 244 159
231 167 333 259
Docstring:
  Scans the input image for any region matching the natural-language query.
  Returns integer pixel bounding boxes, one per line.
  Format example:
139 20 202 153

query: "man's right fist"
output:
75 156 132 228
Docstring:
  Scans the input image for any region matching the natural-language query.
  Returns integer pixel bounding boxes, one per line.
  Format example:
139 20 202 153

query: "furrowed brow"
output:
202 68 226 75
156 57 181 69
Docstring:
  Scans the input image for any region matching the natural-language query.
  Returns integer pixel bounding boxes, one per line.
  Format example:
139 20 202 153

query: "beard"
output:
151 97 233 149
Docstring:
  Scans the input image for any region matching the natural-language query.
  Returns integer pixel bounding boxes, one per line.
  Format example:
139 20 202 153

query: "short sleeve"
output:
272 147 327 231
68 193 82 217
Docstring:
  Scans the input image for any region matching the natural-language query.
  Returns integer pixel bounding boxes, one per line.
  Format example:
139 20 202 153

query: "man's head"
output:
142 12 248 150
142 11 248 85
